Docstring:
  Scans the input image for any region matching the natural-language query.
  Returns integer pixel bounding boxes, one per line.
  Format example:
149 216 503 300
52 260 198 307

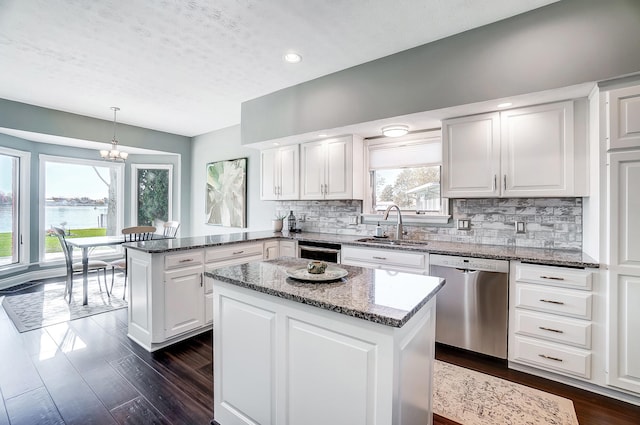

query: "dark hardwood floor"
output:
1 280 639 424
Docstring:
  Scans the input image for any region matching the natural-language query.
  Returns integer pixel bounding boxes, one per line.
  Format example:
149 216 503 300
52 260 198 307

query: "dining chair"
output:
51 227 109 303
109 225 157 299
162 221 180 237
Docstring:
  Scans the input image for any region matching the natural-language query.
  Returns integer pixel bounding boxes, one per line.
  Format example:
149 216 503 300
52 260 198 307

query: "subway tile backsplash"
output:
275 198 583 251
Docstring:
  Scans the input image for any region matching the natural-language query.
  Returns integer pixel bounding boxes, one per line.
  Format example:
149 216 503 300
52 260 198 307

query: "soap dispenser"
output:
375 222 383 237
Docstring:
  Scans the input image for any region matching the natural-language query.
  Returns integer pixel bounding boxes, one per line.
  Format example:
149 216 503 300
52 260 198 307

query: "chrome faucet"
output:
382 204 404 239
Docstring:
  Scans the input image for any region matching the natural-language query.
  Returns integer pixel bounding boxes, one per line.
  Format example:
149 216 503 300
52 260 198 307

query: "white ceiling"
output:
0 0 559 138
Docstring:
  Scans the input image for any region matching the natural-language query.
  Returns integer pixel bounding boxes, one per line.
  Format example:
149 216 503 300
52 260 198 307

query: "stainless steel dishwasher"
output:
430 254 509 359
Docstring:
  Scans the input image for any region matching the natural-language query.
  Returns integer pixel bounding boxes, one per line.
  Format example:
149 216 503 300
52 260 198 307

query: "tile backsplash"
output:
275 198 582 250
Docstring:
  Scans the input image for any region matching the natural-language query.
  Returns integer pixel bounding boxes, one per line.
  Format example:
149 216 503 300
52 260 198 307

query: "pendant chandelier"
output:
100 107 129 161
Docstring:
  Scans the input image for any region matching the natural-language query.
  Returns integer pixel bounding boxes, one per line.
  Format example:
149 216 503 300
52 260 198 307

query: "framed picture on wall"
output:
205 157 247 227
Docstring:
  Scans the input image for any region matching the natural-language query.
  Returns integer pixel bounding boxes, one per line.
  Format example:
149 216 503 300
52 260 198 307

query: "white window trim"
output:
363 130 451 225
0 146 30 272
39 154 124 262
130 163 174 226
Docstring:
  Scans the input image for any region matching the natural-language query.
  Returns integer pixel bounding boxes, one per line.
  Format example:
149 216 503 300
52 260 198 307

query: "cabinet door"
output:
609 151 640 269
300 141 325 199
263 241 279 260
279 240 297 258
260 149 278 201
501 102 574 197
164 265 204 339
325 137 352 199
278 144 300 200
608 85 640 150
442 112 500 198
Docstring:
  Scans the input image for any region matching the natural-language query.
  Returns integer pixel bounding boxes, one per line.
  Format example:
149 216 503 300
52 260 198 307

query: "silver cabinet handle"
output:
372 256 387 260
179 258 193 263
540 299 565 305
493 175 497 192
503 174 507 191
200 273 203 287
324 184 328 194
538 354 563 362
540 275 565 281
232 250 244 255
539 326 564 334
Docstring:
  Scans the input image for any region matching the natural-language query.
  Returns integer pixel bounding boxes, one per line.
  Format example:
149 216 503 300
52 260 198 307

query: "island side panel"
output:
213 278 436 425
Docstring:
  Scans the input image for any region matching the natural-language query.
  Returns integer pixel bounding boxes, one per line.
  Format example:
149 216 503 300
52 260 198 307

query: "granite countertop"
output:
125 230 598 268
206 257 445 328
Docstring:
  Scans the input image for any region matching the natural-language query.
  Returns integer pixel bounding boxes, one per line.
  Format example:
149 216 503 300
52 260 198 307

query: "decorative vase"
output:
272 219 283 232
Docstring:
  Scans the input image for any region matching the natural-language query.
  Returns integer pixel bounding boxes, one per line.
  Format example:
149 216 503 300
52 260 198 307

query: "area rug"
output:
1 276 127 332
433 360 579 425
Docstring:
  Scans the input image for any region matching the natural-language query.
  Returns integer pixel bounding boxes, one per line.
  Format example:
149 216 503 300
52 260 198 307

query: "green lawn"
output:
0 228 107 257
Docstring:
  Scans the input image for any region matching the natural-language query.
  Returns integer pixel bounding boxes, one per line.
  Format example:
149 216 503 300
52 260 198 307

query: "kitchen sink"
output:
355 238 429 247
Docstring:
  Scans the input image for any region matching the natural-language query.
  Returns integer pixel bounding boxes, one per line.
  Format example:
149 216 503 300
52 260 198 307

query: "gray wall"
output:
191 125 274 236
241 0 640 144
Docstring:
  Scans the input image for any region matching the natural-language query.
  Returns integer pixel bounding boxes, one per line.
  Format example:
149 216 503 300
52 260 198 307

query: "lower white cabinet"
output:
164 264 205 339
263 240 279 260
509 262 601 382
213 279 436 425
279 240 297 258
341 245 429 274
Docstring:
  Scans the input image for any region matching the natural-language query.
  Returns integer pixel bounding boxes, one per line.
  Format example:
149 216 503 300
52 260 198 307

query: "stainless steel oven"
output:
298 241 341 264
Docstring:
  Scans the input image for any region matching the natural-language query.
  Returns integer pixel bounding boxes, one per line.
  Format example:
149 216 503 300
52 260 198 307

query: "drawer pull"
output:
539 299 565 305
372 256 387 260
540 275 565 281
538 326 564 334
538 354 563 362
179 258 194 263
232 250 245 255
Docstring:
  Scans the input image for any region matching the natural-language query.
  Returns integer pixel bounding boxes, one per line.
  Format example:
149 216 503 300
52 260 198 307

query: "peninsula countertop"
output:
124 230 598 268
205 257 445 328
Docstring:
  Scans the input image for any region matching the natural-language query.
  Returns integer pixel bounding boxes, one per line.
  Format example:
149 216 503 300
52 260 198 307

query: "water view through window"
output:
0 154 19 266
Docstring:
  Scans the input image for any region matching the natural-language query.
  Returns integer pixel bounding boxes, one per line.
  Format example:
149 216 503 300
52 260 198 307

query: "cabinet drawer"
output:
342 246 427 270
514 309 592 349
515 283 592 319
206 242 263 263
512 336 591 379
165 250 204 270
514 263 593 290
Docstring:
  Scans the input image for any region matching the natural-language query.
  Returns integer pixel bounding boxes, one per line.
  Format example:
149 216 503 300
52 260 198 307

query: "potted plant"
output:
272 213 286 232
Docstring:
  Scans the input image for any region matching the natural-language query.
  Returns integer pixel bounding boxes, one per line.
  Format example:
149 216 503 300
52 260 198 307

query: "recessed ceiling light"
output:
273 142 280 146
381 124 409 138
497 102 512 108
283 52 302 63
318 133 328 137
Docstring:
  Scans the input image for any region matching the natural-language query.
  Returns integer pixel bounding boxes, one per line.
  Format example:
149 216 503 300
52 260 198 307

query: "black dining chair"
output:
109 225 156 299
51 227 109 303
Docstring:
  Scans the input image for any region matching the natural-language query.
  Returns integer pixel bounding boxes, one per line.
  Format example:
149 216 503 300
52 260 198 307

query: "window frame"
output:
39 154 124 262
0 146 30 271
363 130 450 225
130 163 174 227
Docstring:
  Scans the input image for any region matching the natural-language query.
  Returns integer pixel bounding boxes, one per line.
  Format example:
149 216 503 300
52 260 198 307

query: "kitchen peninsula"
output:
207 257 445 425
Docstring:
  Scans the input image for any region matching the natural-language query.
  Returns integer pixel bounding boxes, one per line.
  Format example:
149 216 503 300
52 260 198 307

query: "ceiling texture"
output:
0 0 558 137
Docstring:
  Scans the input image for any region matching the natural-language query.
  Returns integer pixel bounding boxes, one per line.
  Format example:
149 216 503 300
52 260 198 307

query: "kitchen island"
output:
207 257 445 425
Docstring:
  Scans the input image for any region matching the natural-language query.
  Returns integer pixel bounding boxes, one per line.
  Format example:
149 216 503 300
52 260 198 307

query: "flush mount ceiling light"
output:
283 52 302 63
381 124 409 137
100 107 129 161
497 102 512 108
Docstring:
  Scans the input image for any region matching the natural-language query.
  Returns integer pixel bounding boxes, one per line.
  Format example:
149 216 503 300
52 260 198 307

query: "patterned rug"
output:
433 360 579 425
2 275 127 332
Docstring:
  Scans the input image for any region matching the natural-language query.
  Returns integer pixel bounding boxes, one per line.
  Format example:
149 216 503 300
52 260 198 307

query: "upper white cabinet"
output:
443 101 587 198
607 85 640 150
260 145 299 200
300 135 364 200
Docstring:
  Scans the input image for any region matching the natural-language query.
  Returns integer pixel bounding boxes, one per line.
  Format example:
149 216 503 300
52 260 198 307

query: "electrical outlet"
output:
298 214 306 222
349 215 359 225
457 219 470 230
515 221 526 234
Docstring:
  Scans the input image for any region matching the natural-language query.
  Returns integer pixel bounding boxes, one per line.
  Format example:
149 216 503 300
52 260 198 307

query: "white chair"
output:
109 226 156 299
162 221 180 237
51 227 109 303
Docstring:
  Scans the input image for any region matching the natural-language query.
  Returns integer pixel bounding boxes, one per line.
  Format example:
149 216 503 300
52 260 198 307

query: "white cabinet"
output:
213 279 436 425
263 240 279 260
607 148 640 394
300 135 364 200
164 264 205 339
607 85 640 150
260 145 299 200
279 240 297 258
509 262 599 381
341 245 429 274
443 101 586 198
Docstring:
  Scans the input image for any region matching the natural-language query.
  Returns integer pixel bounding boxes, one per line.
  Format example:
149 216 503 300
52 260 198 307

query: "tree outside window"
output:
134 165 172 227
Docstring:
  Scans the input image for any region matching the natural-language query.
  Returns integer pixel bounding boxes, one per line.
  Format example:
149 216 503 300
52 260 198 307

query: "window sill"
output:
361 214 451 225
